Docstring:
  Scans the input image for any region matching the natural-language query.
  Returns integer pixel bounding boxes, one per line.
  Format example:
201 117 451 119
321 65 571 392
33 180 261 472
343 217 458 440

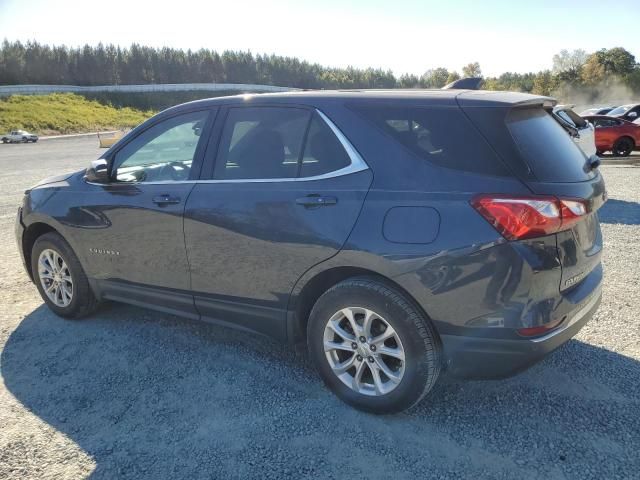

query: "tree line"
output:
1 40 639 99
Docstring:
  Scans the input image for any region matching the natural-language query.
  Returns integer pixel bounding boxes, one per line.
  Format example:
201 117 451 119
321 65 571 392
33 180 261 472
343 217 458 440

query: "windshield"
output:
608 105 633 115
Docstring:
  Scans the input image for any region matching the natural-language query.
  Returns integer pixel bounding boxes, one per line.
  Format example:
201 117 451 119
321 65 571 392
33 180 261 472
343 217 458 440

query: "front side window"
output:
594 118 616 128
114 110 209 183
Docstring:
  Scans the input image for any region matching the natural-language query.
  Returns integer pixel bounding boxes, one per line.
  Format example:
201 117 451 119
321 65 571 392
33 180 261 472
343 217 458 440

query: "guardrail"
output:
0 83 298 96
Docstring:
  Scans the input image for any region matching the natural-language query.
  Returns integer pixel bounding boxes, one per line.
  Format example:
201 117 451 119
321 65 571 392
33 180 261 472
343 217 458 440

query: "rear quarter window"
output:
350 104 510 176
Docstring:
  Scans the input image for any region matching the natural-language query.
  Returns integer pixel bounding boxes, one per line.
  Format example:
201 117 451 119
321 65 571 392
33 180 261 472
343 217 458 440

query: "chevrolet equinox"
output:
16 90 605 413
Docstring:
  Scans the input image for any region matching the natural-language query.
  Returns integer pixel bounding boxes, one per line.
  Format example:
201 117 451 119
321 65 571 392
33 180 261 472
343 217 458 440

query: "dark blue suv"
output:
16 90 605 413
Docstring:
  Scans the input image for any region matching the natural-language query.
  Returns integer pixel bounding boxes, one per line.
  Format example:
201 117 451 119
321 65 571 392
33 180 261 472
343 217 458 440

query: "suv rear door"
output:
183 105 372 340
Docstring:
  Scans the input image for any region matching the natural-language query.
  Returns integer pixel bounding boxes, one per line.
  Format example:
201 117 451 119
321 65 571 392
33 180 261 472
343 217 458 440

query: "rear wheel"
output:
31 232 99 319
612 137 634 157
307 277 441 414
22 136 28 143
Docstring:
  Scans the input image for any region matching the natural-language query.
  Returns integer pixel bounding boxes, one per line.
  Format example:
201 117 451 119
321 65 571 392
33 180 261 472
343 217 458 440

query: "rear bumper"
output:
441 286 601 379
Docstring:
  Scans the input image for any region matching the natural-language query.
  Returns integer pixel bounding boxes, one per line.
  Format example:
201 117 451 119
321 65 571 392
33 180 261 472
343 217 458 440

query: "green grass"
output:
0 93 155 135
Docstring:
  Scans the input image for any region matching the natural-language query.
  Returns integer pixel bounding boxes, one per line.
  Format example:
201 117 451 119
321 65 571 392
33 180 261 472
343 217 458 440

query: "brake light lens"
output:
517 317 565 337
471 195 589 240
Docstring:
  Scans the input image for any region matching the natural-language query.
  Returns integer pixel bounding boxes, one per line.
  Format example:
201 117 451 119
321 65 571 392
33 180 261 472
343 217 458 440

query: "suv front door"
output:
184 105 372 340
75 108 214 317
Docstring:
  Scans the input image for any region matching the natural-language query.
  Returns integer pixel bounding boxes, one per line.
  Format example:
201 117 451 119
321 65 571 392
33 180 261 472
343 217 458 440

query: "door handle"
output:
295 195 338 208
152 194 181 205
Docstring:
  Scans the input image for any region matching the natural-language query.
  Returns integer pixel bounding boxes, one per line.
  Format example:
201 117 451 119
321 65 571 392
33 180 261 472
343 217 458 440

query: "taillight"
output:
517 317 565 337
559 199 588 230
471 195 589 241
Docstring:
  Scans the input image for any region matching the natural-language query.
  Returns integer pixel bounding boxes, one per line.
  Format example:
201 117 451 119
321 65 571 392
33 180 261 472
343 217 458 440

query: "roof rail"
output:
441 77 483 90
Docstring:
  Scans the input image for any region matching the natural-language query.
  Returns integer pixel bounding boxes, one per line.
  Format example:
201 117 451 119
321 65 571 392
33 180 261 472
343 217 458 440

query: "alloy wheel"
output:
323 307 405 396
38 248 73 307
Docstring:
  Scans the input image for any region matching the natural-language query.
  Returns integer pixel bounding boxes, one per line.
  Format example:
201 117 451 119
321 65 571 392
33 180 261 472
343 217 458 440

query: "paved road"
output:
0 137 639 479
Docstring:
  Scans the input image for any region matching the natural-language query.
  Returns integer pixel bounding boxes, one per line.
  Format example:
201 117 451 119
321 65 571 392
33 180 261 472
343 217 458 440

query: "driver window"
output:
114 110 209 183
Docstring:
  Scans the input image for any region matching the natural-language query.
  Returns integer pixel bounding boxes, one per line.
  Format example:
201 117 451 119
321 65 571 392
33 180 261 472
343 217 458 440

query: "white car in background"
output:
552 105 596 158
1 129 39 143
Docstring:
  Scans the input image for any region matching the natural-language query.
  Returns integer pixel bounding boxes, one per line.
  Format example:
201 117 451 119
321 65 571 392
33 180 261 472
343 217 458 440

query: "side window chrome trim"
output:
84 108 368 186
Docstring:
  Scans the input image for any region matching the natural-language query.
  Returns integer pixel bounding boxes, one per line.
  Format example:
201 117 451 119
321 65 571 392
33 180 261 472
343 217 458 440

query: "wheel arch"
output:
288 265 437 346
615 135 635 147
21 222 61 280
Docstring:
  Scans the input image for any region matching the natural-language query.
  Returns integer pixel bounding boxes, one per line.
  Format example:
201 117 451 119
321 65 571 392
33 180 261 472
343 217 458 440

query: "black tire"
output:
22 136 28 143
1 138 7 144
31 232 99 319
612 137 634 157
307 277 441 414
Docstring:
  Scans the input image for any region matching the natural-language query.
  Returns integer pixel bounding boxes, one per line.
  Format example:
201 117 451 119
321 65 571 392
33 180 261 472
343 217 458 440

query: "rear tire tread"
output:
309 276 442 413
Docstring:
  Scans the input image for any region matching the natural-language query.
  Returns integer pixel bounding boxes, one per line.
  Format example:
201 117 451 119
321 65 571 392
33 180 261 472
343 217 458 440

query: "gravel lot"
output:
0 137 639 479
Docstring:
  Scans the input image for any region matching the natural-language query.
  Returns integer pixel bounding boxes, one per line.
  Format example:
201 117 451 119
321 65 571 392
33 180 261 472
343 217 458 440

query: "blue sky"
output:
1 0 638 77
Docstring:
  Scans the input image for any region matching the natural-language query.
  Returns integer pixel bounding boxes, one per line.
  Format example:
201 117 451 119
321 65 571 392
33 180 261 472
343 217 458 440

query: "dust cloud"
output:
553 78 638 111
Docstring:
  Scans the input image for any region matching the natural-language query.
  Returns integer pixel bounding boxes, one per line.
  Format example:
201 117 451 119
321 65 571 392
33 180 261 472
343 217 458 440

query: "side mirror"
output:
628 111 638 119
85 159 109 183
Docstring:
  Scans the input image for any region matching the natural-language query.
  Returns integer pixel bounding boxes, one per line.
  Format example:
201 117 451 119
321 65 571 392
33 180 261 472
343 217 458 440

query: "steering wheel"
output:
156 162 189 181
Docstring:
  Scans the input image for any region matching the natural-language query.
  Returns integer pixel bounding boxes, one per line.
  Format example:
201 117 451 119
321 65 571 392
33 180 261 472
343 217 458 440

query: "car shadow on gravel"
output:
2 304 639 479
599 198 640 225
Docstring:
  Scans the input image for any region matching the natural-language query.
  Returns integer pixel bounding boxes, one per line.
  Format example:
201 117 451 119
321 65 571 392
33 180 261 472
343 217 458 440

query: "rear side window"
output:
213 107 353 180
351 105 510 176
593 118 619 128
507 108 592 182
214 107 310 180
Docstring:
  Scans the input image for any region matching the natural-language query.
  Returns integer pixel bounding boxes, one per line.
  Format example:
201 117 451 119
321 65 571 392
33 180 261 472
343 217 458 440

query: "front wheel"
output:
31 232 99 319
612 137 634 157
307 277 441 414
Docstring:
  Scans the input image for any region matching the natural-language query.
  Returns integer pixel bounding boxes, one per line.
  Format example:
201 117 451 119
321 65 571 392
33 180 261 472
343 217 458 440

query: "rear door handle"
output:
295 195 338 208
152 194 181 205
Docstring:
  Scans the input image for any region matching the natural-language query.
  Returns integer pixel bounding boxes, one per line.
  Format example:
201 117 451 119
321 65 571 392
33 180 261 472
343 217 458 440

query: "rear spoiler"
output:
442 77 483 90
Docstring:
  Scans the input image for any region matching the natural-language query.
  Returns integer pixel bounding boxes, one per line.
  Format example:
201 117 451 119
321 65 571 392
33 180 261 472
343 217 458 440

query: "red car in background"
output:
583 115 640 157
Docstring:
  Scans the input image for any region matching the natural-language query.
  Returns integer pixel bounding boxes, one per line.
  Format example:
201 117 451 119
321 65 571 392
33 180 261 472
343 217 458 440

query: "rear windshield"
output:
506 107 592 182
351 105 510 176
608 105 632 116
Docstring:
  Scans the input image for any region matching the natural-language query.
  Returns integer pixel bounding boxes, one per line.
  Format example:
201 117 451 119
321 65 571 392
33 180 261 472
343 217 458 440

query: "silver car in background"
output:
1 130 39 143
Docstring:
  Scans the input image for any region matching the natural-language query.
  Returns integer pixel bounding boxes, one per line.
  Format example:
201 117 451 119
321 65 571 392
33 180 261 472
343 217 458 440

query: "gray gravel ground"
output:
0 137 639 479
